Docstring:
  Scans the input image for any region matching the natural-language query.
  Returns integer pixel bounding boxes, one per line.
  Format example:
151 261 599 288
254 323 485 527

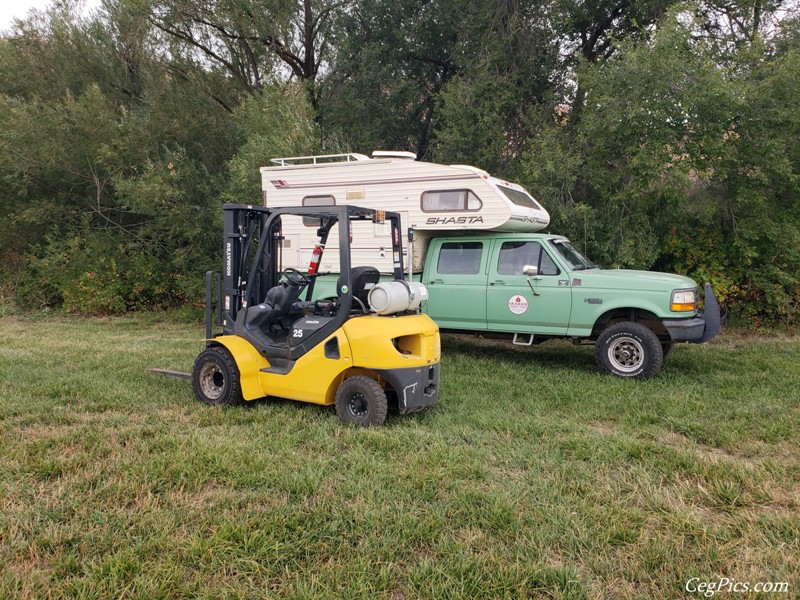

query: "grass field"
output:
1 314 798 599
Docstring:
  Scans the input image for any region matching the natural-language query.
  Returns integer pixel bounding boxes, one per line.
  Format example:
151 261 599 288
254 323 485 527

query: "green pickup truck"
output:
259 152 721 379
416 232 721 379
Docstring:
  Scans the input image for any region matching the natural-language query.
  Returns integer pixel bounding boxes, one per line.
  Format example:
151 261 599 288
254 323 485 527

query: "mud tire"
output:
192 346 244 406
595 322 663 379
335 376 388 426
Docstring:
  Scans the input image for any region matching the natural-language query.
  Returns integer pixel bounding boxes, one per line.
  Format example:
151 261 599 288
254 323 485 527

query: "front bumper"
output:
376 363 440 414
663 283 722 344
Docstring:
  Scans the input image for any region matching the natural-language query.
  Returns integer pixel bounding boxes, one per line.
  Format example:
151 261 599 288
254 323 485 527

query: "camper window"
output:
302 195 335 227
436 242 483 274
496 186 544 211
421 190 483 212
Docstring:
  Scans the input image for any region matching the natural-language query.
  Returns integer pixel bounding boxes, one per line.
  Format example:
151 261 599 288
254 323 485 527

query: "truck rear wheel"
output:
595 322 663 379
335 376 388 426
192 346 244 406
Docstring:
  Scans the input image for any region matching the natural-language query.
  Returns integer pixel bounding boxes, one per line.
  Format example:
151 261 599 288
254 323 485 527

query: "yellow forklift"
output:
191 203 440 426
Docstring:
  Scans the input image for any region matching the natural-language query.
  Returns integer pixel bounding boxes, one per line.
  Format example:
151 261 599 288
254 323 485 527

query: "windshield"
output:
496 185 544 211
549 239 598 270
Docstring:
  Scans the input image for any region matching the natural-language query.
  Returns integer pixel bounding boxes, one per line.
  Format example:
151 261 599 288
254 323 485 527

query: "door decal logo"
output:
508 295 529 315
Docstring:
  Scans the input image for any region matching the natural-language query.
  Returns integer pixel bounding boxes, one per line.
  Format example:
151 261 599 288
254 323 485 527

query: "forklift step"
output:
260 359 296 375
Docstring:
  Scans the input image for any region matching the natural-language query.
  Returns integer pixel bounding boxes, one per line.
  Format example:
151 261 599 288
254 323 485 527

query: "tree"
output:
0 3 224 312
145 0 351 109
563 8 799 322
433 0 565 173
319 0 462 157
224 84 320 201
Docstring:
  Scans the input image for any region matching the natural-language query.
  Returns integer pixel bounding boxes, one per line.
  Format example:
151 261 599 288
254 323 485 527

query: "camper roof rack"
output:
270 153 371 166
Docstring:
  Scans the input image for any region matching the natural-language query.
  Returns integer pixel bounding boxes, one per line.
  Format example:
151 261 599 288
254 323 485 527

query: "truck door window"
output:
548 239 597 270
421 190 483 212
497 241 559 275
539 249 559 275
437 242 483 274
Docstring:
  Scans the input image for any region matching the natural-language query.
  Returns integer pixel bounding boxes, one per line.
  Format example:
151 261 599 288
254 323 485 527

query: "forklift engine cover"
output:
289 317 336 347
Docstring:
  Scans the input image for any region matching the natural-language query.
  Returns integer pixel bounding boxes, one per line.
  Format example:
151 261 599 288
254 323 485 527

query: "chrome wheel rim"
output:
198 362 225 401
608 336 644 373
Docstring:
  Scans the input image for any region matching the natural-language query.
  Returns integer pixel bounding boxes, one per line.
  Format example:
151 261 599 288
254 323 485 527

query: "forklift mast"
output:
220 204 276 334
209 203 405 344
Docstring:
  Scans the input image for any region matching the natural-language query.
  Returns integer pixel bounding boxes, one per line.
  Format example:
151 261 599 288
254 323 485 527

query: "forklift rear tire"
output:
335 376 388 427
192 346 244 407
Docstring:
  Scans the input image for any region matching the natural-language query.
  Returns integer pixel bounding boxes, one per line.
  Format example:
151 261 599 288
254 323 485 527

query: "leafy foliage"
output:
0 0 798 324
507 7 800 324
224 85 320 202
317 0 463 157
566 10 800 322
0 2 318 315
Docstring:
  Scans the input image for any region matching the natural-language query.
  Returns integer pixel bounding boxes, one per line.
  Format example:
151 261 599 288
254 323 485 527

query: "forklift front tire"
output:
192 346 244 407
335 376 388 427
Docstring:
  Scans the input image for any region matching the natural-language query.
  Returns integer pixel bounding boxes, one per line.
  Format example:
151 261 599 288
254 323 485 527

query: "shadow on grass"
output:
245 395 329 415
442 334 741 382
246 394 438 429
441 334 598 375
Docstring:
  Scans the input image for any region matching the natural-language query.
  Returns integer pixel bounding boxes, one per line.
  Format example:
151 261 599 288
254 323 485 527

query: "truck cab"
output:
421 233 721 378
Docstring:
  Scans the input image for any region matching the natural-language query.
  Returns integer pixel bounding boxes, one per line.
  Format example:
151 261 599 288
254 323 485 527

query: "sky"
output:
0 0 102 32
1 0 52 30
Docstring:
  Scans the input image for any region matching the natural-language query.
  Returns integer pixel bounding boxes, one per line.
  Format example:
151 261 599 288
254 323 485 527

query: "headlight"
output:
671 289 697 312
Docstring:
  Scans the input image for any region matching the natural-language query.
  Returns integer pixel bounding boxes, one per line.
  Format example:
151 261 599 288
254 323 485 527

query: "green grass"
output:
1 315 798 599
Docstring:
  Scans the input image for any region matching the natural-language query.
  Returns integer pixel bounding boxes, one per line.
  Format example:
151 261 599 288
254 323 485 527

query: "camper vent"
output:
372 150 417 160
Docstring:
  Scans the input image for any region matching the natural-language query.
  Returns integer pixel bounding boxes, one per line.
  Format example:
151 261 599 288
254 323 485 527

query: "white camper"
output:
260 151 550 273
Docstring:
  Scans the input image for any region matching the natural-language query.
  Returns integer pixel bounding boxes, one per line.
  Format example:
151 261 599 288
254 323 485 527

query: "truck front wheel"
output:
595 322 663 379
335 376 388 426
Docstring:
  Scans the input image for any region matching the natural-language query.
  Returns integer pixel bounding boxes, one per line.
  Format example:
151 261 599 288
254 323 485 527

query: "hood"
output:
573 269 698 292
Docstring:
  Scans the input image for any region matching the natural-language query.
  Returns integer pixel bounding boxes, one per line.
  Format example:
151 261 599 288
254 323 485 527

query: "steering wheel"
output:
282 267 312 287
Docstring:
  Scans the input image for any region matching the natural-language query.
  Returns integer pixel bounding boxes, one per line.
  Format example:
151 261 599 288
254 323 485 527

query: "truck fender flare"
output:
590 307 667 338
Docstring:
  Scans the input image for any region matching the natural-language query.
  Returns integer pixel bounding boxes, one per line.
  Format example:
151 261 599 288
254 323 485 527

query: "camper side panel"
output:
261 159 513 273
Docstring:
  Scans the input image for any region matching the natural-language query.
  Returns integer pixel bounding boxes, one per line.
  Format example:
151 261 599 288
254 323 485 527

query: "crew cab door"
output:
486 240 572 335
422 239 488 329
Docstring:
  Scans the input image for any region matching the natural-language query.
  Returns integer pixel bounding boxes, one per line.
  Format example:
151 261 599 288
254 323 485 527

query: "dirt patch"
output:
588 422 616 436
656 430 763 469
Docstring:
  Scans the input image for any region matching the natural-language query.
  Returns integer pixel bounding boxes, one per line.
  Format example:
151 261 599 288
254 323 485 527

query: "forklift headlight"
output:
671 289 697 312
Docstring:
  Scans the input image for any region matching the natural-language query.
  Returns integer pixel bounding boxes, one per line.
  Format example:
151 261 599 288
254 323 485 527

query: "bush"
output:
15 234 201 316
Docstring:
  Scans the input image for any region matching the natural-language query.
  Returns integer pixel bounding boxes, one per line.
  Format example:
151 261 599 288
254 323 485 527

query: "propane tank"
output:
368 281 429 315
307 243 324 275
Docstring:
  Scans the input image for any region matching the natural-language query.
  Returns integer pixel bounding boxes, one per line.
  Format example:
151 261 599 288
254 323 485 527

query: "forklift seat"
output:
338 266 380 311
244 282 304 332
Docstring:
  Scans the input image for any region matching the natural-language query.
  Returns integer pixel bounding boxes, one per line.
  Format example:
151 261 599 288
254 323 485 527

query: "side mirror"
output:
522 265 538 277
